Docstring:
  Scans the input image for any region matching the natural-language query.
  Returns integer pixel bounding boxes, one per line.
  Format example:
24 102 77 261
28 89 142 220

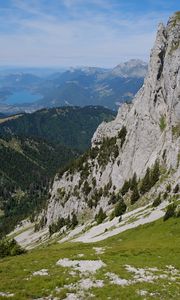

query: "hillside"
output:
0 136 78 236
0 11 179 300
37 12 180 231
6 13 179 247
0 106 115 235
0 106 115 151
1 217 180 299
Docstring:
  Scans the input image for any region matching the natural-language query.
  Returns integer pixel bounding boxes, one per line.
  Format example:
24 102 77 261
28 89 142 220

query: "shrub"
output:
82 181 91 195
163 204 176 221
140 161 160 195
173 184 179 194
163 192 168 200
159 115 166 131
130 173 138 190
131 186 140 204
49 217 65 235
151 160 160 186
118 126 127 147
0 238 26 258
152 194 161 207
166 184 171 193
140 167 151 194
121 180 131 196
95 208 106 224
71 213 78 228
114 200 127 217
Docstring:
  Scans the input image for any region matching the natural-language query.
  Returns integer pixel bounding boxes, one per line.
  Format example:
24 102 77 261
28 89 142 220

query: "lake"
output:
6 90 42 105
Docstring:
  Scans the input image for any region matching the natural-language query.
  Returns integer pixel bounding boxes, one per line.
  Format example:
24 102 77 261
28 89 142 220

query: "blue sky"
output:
0 0 179 67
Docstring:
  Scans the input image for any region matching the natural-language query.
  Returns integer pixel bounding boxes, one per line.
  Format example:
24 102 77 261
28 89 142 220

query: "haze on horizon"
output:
0 0 179 68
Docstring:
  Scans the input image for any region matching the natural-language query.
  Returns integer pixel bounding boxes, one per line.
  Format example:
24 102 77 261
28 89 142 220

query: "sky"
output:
0 0 179 68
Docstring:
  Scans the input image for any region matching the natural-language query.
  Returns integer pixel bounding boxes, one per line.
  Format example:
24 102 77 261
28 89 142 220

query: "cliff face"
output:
45 13 180 226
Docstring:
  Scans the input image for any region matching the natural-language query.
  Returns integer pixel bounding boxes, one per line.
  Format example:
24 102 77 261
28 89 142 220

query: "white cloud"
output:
0 1 170 67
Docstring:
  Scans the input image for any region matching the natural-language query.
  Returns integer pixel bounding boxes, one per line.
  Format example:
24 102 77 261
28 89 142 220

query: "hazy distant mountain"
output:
0 60 148 113
0 73 42 88
36 60 147 110
108 59 148 78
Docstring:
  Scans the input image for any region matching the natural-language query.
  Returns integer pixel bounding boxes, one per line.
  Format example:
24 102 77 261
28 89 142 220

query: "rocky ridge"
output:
43 13 180 229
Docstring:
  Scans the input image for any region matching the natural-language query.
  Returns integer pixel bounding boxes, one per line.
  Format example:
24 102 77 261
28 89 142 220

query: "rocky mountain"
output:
41 12 180 229
0 12 179 300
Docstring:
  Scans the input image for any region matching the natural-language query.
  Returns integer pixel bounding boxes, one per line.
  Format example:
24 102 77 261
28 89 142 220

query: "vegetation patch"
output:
159 115 166 132
0 238 25 258
0 218 179 299
172 123 180 137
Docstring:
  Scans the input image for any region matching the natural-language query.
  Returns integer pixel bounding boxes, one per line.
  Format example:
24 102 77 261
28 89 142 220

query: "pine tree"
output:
95 208 106 224
118 126 127 147
130 173 138 190
140 167 151 194
121 180 130 195
151 160 160 186
114 200 127 217
131 185 140 204
71 213 78 228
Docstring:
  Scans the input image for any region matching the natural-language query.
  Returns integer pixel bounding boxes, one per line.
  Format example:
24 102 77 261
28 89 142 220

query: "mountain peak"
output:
111 59 148 78
43 12 179 230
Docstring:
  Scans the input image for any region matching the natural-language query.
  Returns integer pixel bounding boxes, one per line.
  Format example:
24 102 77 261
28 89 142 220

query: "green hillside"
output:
0 136 78 236
0 106 115 151
0 106 115 235
0 217 179 299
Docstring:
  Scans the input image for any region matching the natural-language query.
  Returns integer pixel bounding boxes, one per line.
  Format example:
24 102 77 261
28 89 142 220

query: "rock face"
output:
45 13 180 226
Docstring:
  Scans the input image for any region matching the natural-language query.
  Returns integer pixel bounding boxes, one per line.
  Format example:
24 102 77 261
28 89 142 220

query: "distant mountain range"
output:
0 60 148 114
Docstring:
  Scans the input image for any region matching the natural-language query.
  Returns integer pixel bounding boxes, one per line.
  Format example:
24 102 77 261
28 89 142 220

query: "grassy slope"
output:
0 217 179 299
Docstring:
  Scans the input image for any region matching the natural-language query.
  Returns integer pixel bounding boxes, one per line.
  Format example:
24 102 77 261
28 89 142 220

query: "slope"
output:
0 217 180 299
0 106 115 151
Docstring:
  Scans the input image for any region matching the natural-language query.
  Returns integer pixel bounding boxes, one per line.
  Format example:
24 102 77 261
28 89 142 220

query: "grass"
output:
159 115 166 132
0 217 179 299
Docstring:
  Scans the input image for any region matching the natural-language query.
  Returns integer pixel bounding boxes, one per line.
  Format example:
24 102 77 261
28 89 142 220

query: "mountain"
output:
0 106 115 235
36 61 147 110
0 106 115 151
0 60 147 113
0 12 180 300
0 113 6 118
35 12 179 232
0 73 42 88
101 59 148 78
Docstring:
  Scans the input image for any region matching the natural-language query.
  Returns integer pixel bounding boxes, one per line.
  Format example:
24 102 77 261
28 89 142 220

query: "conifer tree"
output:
114 200 127 217
71 213 78 228
121 180 130 195
151 160 160 186
140 167 151 194
130 173 138 190
131 185 140 204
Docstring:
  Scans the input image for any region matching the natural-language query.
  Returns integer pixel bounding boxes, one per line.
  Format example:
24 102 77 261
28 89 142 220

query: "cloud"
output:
0 0 176 67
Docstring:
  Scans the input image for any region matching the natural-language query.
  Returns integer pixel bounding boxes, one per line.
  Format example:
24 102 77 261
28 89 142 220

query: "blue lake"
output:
6 90 42 105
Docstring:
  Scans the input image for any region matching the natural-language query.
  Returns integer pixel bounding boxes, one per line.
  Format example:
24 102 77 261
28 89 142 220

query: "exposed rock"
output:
44 12 180 228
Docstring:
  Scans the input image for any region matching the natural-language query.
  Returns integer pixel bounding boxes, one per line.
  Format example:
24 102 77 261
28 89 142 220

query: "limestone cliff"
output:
45 13 180 226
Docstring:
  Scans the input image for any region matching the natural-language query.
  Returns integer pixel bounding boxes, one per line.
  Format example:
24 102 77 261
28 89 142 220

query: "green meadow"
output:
0 217 179 300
